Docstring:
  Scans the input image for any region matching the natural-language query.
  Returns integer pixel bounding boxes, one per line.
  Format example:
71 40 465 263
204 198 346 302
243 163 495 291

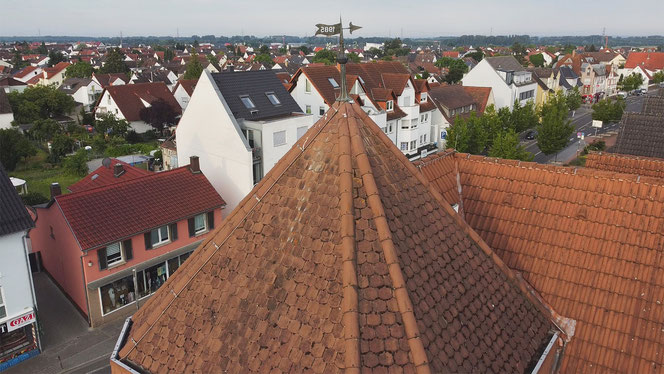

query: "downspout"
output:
79 255 91 326
21 233 41 352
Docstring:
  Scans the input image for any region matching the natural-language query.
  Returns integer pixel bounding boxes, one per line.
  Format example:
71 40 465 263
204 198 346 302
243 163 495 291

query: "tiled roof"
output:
290 65 361 106
56 165 225 251
67 158 152 193
211 70 302 121
43 62 70 78
428 85 477 111
116 102 565 373
13 65 38 79
614 112 664 158
59 77 93 94
462 86 492 114
380 73 410 96
93 73 128 88
0 163 34 236
642 95 664 115
172 79 197 96
103 82 181 122
485 56 527 72
416 151 664 373
625 52 664 70
585 152 664 181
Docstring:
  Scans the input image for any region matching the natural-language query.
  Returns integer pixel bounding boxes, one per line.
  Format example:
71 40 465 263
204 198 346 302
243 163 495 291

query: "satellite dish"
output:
102 158 112 168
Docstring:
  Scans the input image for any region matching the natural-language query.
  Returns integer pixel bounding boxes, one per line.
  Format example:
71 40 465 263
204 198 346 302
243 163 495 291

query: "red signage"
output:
6 311 35 332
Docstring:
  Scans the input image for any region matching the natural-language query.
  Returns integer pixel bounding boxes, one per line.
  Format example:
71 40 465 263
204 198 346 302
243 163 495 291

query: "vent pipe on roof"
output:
114 163 125 178
50 183 61 199
190 156 201 174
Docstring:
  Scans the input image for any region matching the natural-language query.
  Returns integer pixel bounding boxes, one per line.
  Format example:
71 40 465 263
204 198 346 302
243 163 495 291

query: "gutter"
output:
109 317 140 373
21 232 41 352
531 332 559 374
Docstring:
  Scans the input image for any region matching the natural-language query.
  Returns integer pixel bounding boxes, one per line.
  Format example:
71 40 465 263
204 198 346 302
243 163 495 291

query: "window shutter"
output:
207 211 215 230
97 248 108 270
170 223 178 241
144 232 152 250
188 217 195 237
123 239 133 260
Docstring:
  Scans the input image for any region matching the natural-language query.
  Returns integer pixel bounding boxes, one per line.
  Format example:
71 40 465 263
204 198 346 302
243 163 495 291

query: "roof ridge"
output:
119 100 347 360
347 104 431 373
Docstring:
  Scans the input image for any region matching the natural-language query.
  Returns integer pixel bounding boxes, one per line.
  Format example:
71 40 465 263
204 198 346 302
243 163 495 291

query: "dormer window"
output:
240 95 255 109
328 78 339 88
386 100 394 112
265 92 281 106
420 93 427 103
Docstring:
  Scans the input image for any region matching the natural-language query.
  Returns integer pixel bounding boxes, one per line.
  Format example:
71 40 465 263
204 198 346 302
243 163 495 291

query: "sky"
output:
1 0 663 38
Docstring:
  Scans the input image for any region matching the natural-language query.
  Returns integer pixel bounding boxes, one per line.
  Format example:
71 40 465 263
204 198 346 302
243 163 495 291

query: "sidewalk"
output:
5 273 125 374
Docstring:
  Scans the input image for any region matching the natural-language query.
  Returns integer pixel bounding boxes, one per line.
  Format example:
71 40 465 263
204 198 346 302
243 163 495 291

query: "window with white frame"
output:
382 126 388 134
273 130 286 146
0 288 6 319
240 95 256 109
410 140 417 150
388 122 393 133
150 225 170 247
386 100 394 111
319 106 325 116
400 142 408 151
194 213 207 234
412 118 418 128
424 134 427 143
106 242 124 267
297 126 308 140
421 113 429 122
401 120 410 129
420 93 427 102
305 105 312 114
305 79 312 93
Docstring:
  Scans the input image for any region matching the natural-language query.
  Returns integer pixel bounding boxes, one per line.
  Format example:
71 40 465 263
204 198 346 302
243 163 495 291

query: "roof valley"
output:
347 104 431 373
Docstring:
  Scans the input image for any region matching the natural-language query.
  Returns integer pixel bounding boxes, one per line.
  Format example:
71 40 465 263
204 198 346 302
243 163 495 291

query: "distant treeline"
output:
1 34 663 48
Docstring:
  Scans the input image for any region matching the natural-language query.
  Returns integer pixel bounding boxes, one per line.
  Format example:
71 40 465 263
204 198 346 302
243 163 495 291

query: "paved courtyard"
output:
5 272 125 374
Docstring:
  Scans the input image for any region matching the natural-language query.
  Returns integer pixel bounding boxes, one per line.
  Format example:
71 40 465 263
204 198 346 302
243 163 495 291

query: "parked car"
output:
632 89 645 96
617 91 628 99
525 130 536 140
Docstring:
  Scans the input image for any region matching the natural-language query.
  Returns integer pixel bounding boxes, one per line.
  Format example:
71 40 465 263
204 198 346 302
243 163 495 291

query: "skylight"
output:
240 95 255 109
265 92 281 105
328 78 339 88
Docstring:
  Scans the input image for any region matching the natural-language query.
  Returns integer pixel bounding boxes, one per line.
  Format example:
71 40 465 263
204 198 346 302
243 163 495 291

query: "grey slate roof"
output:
0 90 11 114
643 96 664 115
211 70 303 121
485 56 526 72
614 113 664 158
59 78 92 94
0 164 34 236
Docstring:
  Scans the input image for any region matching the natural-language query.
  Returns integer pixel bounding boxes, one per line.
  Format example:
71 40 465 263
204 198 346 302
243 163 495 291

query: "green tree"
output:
0 129 35 171
435 57 469 84
465 51 484 62
37 42 48 55
566 86 582 112
347 52 361 63
536 91 574 160
11 49 27 70
254 54 274 67
592 98 625 123
529 53 545 67
258 45 270 55
511 100 539 133
47 50 66 67
183 51 204 80
298 46 310 55
206 54 217 65
21 192 49 206
63 149 89 177
652 71 664 84
164 48 175 62
619 73 644 91
99 48 129 74
8 85 76 124
367 47 383 59
65 61 95 78
446 112 488 154
383 38 410 57
139 99 178 132
312 49 337 65
29 119 62 143
49 134 75 163
489 130 533 161
585 44 598 52
94 113 130 136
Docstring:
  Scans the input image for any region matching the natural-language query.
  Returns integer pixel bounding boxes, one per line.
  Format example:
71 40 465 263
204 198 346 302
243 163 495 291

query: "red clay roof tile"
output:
115 102 565 373
67 158 151 193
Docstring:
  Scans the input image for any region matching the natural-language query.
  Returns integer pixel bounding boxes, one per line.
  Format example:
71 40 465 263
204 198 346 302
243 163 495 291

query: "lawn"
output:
8 149 81 198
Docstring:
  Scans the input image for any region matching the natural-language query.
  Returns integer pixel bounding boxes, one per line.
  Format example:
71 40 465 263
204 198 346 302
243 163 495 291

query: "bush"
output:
63 150 89 177
21 192 49 206
125 130 142 144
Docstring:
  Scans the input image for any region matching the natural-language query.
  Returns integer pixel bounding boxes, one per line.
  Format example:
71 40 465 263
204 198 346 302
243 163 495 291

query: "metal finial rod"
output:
337 16 350 102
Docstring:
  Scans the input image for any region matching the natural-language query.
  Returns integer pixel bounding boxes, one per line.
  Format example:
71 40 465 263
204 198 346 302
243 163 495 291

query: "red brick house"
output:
30 157 225 327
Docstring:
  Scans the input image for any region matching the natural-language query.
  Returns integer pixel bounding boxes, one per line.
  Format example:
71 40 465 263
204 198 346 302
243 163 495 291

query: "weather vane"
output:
314 18 362 102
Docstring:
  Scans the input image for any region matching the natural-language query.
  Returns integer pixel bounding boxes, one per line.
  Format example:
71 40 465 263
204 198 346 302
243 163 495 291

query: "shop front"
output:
86 241 200 327
0 310 40 371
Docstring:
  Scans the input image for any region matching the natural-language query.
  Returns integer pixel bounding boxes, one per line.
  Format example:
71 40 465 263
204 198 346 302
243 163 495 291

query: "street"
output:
4 273 123 374
521 87 659 164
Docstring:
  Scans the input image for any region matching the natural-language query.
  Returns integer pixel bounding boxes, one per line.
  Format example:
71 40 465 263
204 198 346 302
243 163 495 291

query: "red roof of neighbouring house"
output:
101 82 181 121
625 52 664 70
13 65 38 79
93 73 128 88
442 51 459 58
172 79 198 96
67 159 152 193
462 86 492 114
42 62 70 79
55 165 225 251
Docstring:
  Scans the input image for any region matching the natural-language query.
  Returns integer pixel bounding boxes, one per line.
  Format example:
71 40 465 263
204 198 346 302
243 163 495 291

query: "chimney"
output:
228 65 234 72
114 163 125 178
50 183 61 199
190 156 201 173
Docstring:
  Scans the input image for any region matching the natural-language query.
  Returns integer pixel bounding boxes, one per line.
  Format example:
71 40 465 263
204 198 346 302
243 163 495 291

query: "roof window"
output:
328 78 339 88
265 92 281 106
240 95 255 109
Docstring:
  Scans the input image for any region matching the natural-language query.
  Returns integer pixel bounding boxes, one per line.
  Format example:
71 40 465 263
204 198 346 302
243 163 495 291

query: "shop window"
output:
100 275 135 315
136 251 193 300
